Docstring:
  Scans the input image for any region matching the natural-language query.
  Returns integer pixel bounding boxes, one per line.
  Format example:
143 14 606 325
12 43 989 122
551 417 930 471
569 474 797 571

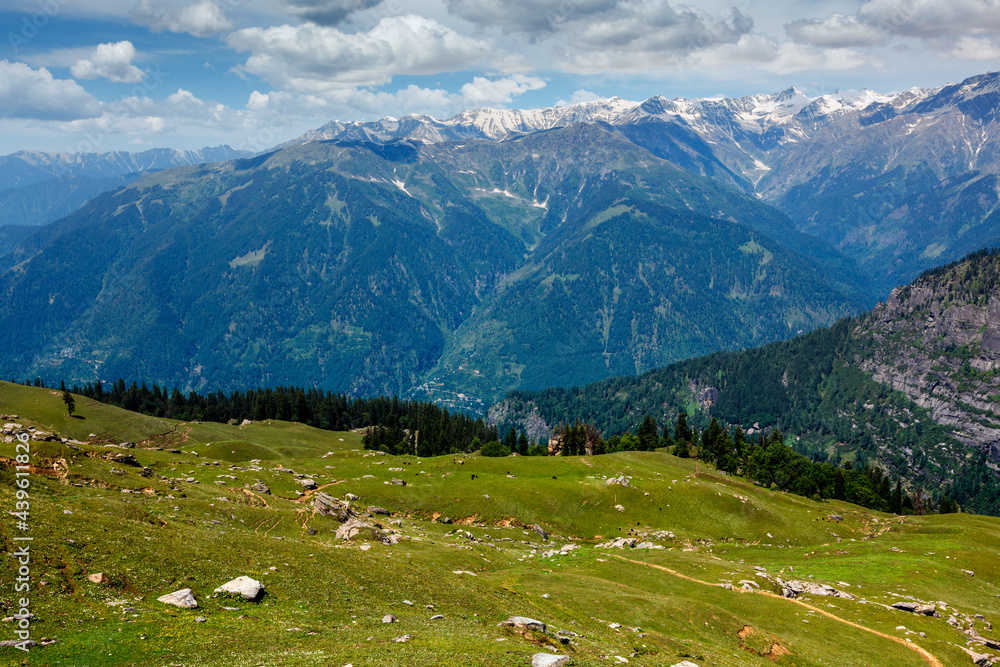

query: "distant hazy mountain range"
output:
3 72 1000 410
0 146 251 254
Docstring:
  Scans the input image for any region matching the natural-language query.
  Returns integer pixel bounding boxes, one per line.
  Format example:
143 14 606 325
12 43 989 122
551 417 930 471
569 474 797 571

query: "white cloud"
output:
690 35 869 75
226 15 491 92
858 0 1000 38
556 89 602 106
446 0 617 36
530 1 758 74
0 60 101 121
247 90 270 110
131 0 233 37
283 0 384 25
785 14 888 48
953 35 1000 60
57 112 172 141
459 74 545 105
71 41 146 84
569 2 753 53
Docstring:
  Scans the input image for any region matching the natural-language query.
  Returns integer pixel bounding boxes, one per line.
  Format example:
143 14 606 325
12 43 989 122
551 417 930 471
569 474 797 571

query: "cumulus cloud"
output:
131 0 233 37
447 0 617 36
953 35 1000 59
283 0 384 25
488 1 755 73
448 0 753 58
459 74 545 105
689 34 868 75
857 0 1000 38
570 2 752 52
556 8 753 72
226 15 491 92
555 89 603 106
71 41 146 84
785 14 888 48
0 60 101 121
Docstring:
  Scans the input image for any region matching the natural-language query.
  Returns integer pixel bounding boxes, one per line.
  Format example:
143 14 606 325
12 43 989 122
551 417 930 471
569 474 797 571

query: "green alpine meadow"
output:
3 380 1000 667
5 13 1000 662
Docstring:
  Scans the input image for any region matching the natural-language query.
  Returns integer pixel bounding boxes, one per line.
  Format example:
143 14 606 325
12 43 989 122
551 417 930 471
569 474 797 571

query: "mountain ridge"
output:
0 123 866 407
293 71 1000 291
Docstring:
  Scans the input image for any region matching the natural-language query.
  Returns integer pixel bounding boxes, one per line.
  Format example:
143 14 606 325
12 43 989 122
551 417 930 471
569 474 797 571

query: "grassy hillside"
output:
2 382 998 666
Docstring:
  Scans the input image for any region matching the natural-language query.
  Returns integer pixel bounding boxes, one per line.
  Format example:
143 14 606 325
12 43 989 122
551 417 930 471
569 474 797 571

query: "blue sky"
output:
1 0 999 154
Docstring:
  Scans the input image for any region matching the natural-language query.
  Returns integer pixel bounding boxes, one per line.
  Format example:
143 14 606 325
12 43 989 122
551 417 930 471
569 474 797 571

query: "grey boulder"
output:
499 616 547 633
157 588 198 609
313 493 356 522
532 654 570 667
335 518 385 542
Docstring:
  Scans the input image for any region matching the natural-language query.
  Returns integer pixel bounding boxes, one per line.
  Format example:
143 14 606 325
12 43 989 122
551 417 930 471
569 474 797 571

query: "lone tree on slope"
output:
62 389 76 417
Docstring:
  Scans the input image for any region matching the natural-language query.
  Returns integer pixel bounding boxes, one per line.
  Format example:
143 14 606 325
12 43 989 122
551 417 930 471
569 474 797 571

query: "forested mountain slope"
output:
0 124 866 405
491 248 1000 514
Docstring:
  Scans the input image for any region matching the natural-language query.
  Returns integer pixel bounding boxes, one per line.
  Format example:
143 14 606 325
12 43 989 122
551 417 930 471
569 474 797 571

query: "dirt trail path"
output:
612 555 944 667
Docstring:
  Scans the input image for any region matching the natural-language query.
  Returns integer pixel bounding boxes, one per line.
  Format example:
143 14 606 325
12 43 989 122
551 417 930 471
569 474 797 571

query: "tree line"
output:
30 377 498 458
21 376 960 512
546 412 950 514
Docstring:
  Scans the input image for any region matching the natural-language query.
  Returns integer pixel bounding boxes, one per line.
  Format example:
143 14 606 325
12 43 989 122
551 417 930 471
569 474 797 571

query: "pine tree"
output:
504 429 517 453
659 423 673 450
890 479 903 515
674 413 691 444
62 389 75 417
637 415 658 451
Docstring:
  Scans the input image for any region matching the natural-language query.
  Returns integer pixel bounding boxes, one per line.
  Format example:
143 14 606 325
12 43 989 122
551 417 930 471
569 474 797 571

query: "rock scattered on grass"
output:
392 634 412 643
157 588 198 609
499 616 547 633
214 576 265 602
778 580 854 600
335 518 384 542
314 493 356 522
532 654 571 667
606 475 630 487
596 538 636 549
382 614 397 623
87 573 109 584
891 602 939 617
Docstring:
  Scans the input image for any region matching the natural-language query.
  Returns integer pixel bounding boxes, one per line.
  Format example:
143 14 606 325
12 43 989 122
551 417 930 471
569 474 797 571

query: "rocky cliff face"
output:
856 251 1000 460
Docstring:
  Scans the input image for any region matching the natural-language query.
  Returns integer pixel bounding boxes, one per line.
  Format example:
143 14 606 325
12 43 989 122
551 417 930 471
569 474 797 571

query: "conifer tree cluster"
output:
22 376 959 512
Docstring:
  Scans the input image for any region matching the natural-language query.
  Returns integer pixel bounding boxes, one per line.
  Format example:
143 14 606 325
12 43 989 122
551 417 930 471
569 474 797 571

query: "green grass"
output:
1 383 998 666
0 383 172 443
